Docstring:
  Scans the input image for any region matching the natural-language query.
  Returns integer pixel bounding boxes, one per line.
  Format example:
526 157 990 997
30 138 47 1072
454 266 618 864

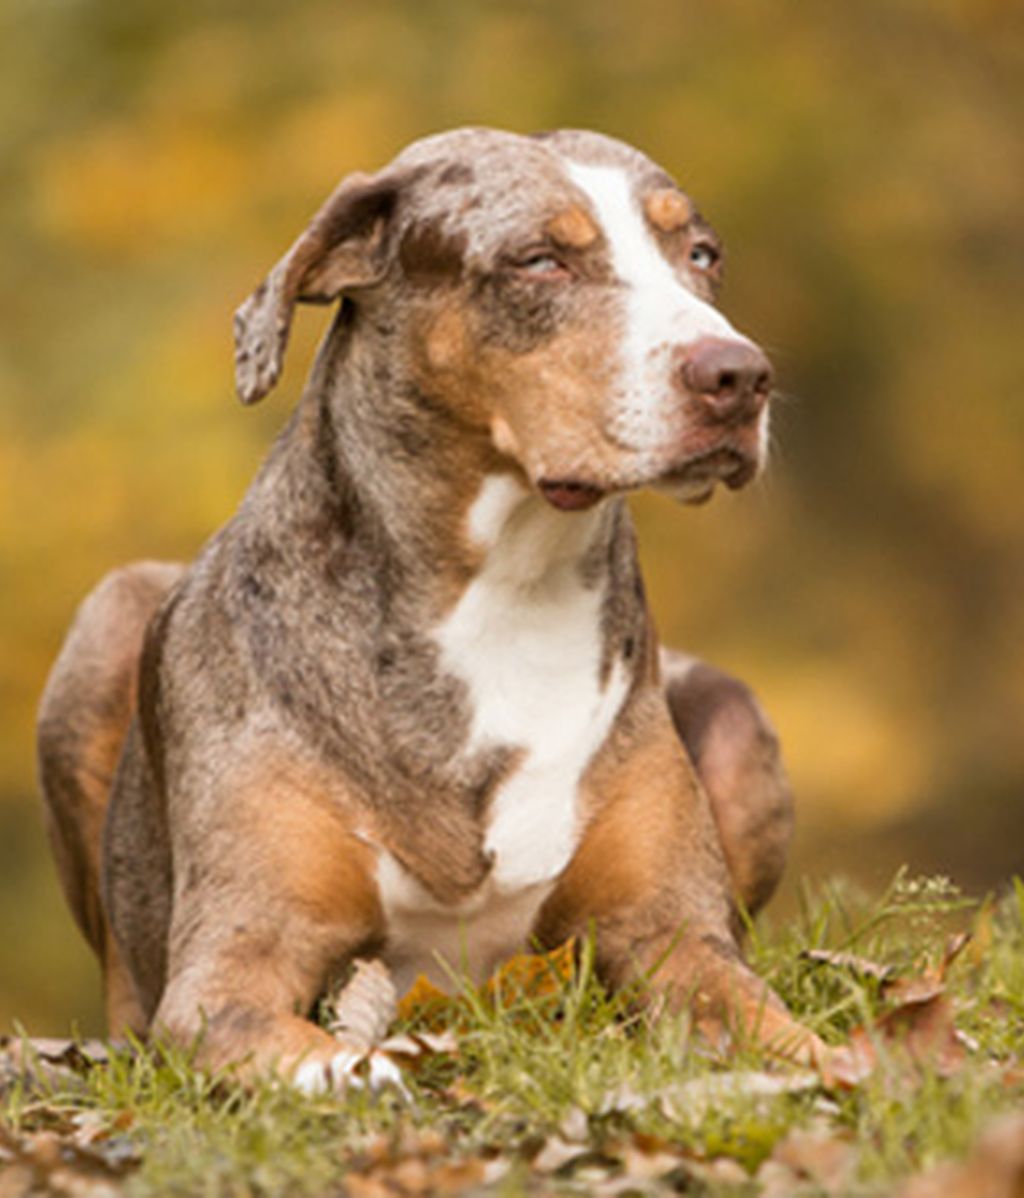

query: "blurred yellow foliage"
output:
38 120 249 254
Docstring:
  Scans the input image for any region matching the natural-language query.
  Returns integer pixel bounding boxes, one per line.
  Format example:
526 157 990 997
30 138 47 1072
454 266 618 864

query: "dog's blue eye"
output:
689 243 719 272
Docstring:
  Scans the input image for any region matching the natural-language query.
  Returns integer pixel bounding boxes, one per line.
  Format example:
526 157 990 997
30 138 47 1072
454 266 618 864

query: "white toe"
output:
328 1046 365 1089
292 1059 330 1095
365 1052 409 1096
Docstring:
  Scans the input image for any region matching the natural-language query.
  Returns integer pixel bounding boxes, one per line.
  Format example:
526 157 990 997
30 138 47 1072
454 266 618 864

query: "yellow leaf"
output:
484 939 576 1004
395 940 577 1029
396 974 454 1028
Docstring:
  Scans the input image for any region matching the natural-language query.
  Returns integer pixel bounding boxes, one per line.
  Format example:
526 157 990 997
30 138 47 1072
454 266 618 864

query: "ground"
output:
2 872 1023 1196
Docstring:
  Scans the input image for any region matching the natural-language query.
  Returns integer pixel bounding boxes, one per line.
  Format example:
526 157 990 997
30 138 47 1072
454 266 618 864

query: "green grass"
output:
3 873 1023 1196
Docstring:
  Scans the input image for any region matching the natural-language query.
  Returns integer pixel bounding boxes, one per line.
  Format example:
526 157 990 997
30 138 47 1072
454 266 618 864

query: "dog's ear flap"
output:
233 170 405 405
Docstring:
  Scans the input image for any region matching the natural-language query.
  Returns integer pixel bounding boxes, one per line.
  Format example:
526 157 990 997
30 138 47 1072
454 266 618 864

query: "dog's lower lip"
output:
664 447 756 491
538 480 606 511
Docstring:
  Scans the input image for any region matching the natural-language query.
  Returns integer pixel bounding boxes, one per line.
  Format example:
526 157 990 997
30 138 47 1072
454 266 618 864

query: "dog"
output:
38 127 818 1090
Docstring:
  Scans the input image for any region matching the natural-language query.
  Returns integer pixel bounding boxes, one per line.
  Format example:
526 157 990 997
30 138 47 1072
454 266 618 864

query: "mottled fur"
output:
38 127 809 1080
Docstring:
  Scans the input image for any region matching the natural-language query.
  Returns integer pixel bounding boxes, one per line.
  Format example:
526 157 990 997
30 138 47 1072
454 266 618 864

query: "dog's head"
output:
235 127 773 510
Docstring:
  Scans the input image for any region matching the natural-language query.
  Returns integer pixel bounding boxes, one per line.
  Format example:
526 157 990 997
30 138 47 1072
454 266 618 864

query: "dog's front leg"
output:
147 767 392 1091
534 699 824 1065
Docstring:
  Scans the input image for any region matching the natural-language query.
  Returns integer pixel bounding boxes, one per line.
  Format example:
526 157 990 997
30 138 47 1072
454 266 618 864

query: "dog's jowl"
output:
38 127 815 1088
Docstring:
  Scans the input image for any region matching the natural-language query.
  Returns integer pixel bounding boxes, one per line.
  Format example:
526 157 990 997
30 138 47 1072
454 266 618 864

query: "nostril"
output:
678 336 774 420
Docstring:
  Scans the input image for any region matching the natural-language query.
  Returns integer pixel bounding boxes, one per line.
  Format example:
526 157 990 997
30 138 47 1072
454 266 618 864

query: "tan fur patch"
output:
152 752 388 1072
226 751 383 933
644 188 692 233
547 205 599 248
424 305 470 372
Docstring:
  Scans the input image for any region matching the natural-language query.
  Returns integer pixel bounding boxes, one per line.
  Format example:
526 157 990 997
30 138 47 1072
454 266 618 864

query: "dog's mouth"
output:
538 447 757 512
538 479 607 512
657 446 759 503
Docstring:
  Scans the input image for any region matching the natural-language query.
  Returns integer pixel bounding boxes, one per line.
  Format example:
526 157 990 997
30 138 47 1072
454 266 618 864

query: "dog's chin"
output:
655 448 760 505
536 448 760 512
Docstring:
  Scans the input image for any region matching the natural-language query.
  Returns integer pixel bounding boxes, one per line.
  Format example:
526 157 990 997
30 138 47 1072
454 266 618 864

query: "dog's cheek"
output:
482 334 625 481
473 275 569 355
424 306 470 373
405 303 495 430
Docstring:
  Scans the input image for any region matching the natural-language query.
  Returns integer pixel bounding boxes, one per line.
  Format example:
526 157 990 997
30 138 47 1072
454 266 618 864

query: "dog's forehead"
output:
390 127 679 252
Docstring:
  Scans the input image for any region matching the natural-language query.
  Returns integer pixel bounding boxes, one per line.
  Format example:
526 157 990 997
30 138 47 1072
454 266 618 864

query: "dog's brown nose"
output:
680 337 773 423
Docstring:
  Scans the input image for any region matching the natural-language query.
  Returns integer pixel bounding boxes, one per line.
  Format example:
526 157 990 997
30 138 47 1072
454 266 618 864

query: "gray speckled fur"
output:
41 128 794 1046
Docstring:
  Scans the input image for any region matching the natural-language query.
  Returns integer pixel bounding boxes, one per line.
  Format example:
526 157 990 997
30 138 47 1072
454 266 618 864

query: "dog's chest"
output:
376 477 629 990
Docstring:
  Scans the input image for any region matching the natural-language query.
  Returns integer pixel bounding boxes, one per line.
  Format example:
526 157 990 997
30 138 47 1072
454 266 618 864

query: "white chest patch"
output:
377 475 629 991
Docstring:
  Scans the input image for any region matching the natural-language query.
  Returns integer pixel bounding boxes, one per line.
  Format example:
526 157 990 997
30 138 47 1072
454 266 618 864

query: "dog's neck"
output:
285 322 622 615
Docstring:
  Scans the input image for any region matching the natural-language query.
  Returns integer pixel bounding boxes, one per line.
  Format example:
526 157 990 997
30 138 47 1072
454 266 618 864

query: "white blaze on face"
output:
564 161 754 459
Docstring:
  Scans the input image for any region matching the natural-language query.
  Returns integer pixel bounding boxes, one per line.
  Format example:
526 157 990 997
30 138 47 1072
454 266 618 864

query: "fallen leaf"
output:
660 1069 820 1122
395 941 576 1029
2 1038 111 1081
770 1123 857 1190
531 1135 587 1174
323 959 398 1051
802 949 895 982
616 1139 688 1181
429 1158 487 1193
901 1111 1024 1198
873 989 966 1076
484 938 575 1003
935 931 972 983
558 1105 589 1143
820 939 972 1088
379 1030 458 1059
396 975 453 1027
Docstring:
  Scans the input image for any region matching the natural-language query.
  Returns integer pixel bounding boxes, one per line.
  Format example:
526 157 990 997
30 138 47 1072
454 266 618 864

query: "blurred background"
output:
1 0 1021 1034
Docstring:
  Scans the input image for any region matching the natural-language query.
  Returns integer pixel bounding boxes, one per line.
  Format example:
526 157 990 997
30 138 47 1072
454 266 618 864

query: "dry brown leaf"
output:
660 1069 821 1122
935 930 972 983
802 948 895 982
343 1174 396 1198
428 1158 487 1194
875 989 966 1076
323 959 398 1050
901 1111 1024 1198
1 1038 112 1090
770 1124 857 1190
484 938 575 1002
395 940 575 1029
757 1158 805 1198
616 1139 688 1181
821 937 973 1089
0 1123 137 1198
343 1146 499 1198
370 1030 459 1086
817 1039 877 1089
531 1134 587 1174
395 974 453 1027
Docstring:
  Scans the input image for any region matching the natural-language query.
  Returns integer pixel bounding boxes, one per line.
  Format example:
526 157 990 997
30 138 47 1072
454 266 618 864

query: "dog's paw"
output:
292 1044 410 1099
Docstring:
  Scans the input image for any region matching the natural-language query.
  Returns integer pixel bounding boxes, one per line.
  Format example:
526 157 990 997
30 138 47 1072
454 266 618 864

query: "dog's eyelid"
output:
504 245 574 280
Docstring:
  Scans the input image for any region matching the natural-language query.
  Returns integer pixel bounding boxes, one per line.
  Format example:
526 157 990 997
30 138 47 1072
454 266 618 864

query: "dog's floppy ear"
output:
233 170 406 405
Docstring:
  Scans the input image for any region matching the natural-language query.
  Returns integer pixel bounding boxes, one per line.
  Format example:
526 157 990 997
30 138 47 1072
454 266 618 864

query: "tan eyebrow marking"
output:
644 188 692 233
546 204 599 248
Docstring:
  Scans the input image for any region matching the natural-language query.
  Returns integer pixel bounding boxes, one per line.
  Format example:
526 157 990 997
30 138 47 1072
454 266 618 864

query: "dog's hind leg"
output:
661 648 793 917
37 560 184 1034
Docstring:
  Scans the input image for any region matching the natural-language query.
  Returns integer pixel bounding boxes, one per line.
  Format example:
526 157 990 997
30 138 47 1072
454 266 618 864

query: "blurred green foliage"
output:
0 0 1021 1032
